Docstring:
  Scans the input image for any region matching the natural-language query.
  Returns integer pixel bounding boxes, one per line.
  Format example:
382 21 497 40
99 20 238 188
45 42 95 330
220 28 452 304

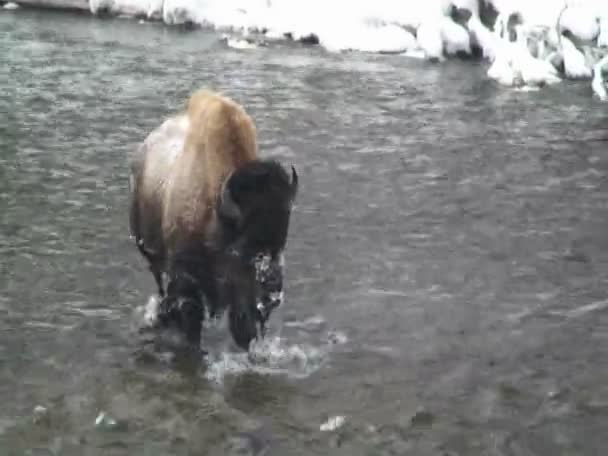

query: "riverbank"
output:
3 0 88 12
3 0 608 101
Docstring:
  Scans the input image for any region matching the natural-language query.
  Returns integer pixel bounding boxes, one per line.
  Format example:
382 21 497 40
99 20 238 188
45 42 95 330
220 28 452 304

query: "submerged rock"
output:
94 411 118 429
33 405 49 425
410 408 435 428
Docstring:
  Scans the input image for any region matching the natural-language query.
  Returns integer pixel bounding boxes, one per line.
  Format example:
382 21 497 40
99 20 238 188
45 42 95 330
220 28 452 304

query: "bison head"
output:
217 159 298 349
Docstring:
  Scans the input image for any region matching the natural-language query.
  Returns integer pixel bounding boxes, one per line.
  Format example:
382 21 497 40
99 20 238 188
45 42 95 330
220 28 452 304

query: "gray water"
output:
2 9 608 456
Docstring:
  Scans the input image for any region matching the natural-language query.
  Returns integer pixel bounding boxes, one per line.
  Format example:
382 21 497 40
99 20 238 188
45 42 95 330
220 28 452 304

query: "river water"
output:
2 9 608 456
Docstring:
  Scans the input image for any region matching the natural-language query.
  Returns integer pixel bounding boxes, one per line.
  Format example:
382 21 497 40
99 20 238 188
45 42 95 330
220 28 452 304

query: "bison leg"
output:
146 254 165 298
151 265 165 298
158 274 204 346
223 280 259 351
129 175 165 297
158 296 203 345
135 239 165 297
228 304 258 351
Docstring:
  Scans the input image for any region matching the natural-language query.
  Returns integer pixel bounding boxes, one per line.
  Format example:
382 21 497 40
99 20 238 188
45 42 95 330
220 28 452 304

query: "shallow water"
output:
2 9 608 456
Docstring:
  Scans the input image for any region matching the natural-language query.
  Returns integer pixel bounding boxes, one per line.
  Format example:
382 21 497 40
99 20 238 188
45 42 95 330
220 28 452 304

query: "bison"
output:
128 89 298 350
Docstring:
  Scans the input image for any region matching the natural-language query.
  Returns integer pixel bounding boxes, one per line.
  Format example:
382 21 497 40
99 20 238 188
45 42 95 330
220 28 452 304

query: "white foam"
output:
143 295 160 325
139 294 160 325
204 335 329 384
203 322 348 384
548 299 608 319
131 294 161 333
284 314 326 329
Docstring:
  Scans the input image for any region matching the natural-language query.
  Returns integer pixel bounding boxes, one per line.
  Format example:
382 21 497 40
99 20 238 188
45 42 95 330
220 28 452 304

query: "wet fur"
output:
129 90 297 349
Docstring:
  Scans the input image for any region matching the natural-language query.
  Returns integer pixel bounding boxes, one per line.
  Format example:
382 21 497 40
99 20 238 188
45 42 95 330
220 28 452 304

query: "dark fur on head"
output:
218 159 298 255
217 159 298 347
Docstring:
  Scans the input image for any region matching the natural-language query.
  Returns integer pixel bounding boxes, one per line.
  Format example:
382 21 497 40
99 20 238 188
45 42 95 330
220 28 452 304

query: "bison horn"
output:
290 165 299 198
219 179 241 221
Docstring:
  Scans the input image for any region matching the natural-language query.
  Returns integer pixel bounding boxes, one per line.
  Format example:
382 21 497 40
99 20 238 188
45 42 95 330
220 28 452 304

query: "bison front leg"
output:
147 257 165 298
159 297 203 345
223 280 259 351
228 304 258 351
128 176 165 298
135 240 165 297
158 276 204 346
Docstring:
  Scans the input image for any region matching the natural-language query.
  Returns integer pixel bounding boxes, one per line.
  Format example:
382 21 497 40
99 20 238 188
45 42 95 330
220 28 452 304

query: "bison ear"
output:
289 165 299 199
219 180 242 222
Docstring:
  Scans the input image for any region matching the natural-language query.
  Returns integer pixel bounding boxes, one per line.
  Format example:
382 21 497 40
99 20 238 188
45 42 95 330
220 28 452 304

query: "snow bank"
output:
90 0 607 53
80 0 608 98
89 0 163 18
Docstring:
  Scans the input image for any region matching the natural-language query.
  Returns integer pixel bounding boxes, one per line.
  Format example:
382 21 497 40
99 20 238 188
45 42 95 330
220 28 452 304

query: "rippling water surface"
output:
2 9 608 455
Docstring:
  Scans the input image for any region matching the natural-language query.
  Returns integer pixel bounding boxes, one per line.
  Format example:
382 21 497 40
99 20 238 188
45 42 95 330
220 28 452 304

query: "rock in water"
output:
33 405 49 424
95 411 117 429
320 415 345 432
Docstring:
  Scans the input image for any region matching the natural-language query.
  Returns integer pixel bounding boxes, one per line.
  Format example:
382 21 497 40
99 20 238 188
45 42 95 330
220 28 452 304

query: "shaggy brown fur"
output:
129 89 298 349
131 90 258 276
160 90 258 255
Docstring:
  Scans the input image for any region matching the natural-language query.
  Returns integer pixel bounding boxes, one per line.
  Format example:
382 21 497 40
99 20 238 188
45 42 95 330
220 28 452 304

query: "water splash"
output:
284 313 326 330
204 314 348 384
204 334 332 384
131 294 161 330
132 296 347 383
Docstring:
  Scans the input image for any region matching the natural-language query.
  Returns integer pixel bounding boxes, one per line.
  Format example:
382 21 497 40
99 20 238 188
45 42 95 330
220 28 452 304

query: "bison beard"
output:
129 90 298 350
